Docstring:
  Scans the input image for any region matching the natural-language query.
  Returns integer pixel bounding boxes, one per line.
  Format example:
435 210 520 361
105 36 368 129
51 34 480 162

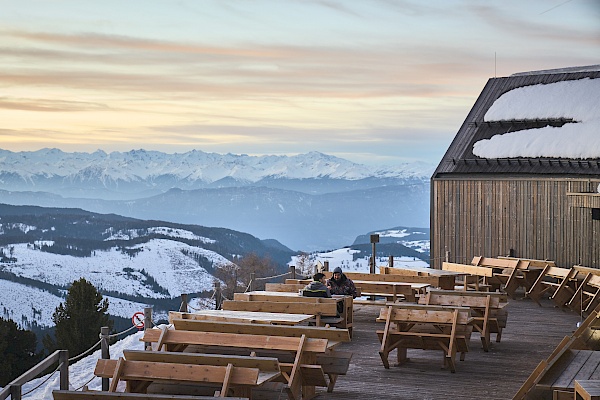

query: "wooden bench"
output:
141 327 328 400
471 256 532 297
442 262 494 291
567 266 600 315
287 278 422 303
171 319 352 393
575 380 600 400
233 291 353 333
513 304 600 399
265 283 307 292
318 271 439 294
418 290 508 351
496 257 550 293
526 265 578 307
220 300 342 327
379 266 459 290
53 391 247 400
118 350 280 398
172 318 350 345
376 303 473 373
94 357 271 398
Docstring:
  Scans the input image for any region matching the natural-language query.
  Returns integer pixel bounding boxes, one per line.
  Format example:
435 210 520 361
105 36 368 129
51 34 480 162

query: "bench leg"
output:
480 335 490 352
327 373 337 393
445 355 456 373
379 349 391 369
496 327 503 342
395 347 409 366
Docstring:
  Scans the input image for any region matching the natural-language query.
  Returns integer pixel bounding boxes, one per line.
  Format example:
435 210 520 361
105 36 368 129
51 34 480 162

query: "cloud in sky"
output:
0 0 597 165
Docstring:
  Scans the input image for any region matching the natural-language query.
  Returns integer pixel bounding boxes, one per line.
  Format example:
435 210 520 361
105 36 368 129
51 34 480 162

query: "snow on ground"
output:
13 330 146 399
1 239 229 299
373 229 412 238
290 247 429 276
0 279 168 328
371 228 429 253
103 226 215 243
0 280 63 327
474 78 600 159
401 240 430 253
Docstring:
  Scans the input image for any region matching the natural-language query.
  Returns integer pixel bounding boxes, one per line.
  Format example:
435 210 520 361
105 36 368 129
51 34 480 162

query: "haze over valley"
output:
0 148 432 250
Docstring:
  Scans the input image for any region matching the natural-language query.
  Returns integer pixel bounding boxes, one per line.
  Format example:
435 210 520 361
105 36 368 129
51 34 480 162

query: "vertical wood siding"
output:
431 178 600 269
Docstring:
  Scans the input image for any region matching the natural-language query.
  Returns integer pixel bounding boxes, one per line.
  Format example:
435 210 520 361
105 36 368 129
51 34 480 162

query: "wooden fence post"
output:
59 349 69 390
10 384 21 400
290 266 296 280
214 281 222 310
101 326 109 391
144 307 153 351
250 273 256 292
389 256 393 268
179 294 188 312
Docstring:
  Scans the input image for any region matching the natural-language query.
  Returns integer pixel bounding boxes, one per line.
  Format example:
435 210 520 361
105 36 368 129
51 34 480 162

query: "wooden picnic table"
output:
169 310 313 325
234 291 353 332
352 280 429 302
536 350 600 397
141 327 329 400
419 289 509 351
380 266 466 290
376 303 473 373
288 278 428 302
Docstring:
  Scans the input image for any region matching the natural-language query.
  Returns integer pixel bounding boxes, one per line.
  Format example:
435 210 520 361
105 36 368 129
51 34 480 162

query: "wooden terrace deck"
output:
309 296 581 400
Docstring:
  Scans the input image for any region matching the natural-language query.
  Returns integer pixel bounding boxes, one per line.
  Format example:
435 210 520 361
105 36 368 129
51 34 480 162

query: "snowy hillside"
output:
0 280 168 329
1 239 225 298
290 247 429 276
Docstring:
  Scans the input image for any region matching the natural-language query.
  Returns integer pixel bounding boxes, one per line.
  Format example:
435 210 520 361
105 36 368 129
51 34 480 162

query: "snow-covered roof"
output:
473 78 600 159
511 64 600 76
433 67 600 177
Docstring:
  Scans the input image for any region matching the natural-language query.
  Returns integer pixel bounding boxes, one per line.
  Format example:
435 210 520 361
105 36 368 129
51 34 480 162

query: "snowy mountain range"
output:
0 148 433 250
0 148 433 197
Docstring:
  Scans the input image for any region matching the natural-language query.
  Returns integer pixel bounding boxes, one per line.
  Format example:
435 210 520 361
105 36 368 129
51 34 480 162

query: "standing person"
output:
302 272 331 297
327 267 357 298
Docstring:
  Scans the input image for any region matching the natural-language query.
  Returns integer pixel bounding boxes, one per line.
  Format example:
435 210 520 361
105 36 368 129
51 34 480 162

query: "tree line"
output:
0 278 111 386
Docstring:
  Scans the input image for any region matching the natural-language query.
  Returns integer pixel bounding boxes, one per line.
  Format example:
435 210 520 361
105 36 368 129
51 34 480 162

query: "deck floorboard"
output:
315 296 581 399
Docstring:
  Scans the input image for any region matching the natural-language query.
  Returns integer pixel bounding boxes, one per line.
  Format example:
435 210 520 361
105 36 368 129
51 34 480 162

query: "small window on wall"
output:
593 208 600 221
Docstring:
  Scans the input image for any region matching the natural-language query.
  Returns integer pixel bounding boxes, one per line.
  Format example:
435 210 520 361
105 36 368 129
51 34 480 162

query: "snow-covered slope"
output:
2 240 226 299
290 247 429 277
14 330 146 399
0 280 167 329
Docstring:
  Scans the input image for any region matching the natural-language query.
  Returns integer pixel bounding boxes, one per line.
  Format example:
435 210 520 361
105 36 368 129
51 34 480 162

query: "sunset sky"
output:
0 0 598 165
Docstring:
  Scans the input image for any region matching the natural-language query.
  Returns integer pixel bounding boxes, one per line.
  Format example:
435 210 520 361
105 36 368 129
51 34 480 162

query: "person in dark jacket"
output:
327 267 358 298
303 272 331 297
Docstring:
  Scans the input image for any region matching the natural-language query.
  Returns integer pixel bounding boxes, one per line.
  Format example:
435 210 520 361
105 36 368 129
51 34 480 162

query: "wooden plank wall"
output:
430 178 600 269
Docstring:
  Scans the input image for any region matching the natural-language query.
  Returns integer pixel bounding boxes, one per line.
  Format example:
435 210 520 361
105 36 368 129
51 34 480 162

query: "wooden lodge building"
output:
430 65 600 269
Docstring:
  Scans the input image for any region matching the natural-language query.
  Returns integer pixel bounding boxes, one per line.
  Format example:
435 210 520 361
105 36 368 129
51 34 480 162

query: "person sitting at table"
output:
327 267 358 298
302 272 331 298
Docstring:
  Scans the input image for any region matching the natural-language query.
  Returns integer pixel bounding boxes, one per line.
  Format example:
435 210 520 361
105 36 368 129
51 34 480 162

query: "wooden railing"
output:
0 350 69 400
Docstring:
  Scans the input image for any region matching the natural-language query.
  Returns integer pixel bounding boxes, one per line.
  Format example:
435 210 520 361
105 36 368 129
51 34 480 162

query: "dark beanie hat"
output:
333 267 343 274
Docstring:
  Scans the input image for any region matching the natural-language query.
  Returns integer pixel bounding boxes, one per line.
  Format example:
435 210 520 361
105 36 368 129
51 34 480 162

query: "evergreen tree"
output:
0 317 40 386
46 278 113 358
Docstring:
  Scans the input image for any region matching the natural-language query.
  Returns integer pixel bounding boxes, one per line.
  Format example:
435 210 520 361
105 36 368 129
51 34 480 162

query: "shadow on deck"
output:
317 297 581 400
